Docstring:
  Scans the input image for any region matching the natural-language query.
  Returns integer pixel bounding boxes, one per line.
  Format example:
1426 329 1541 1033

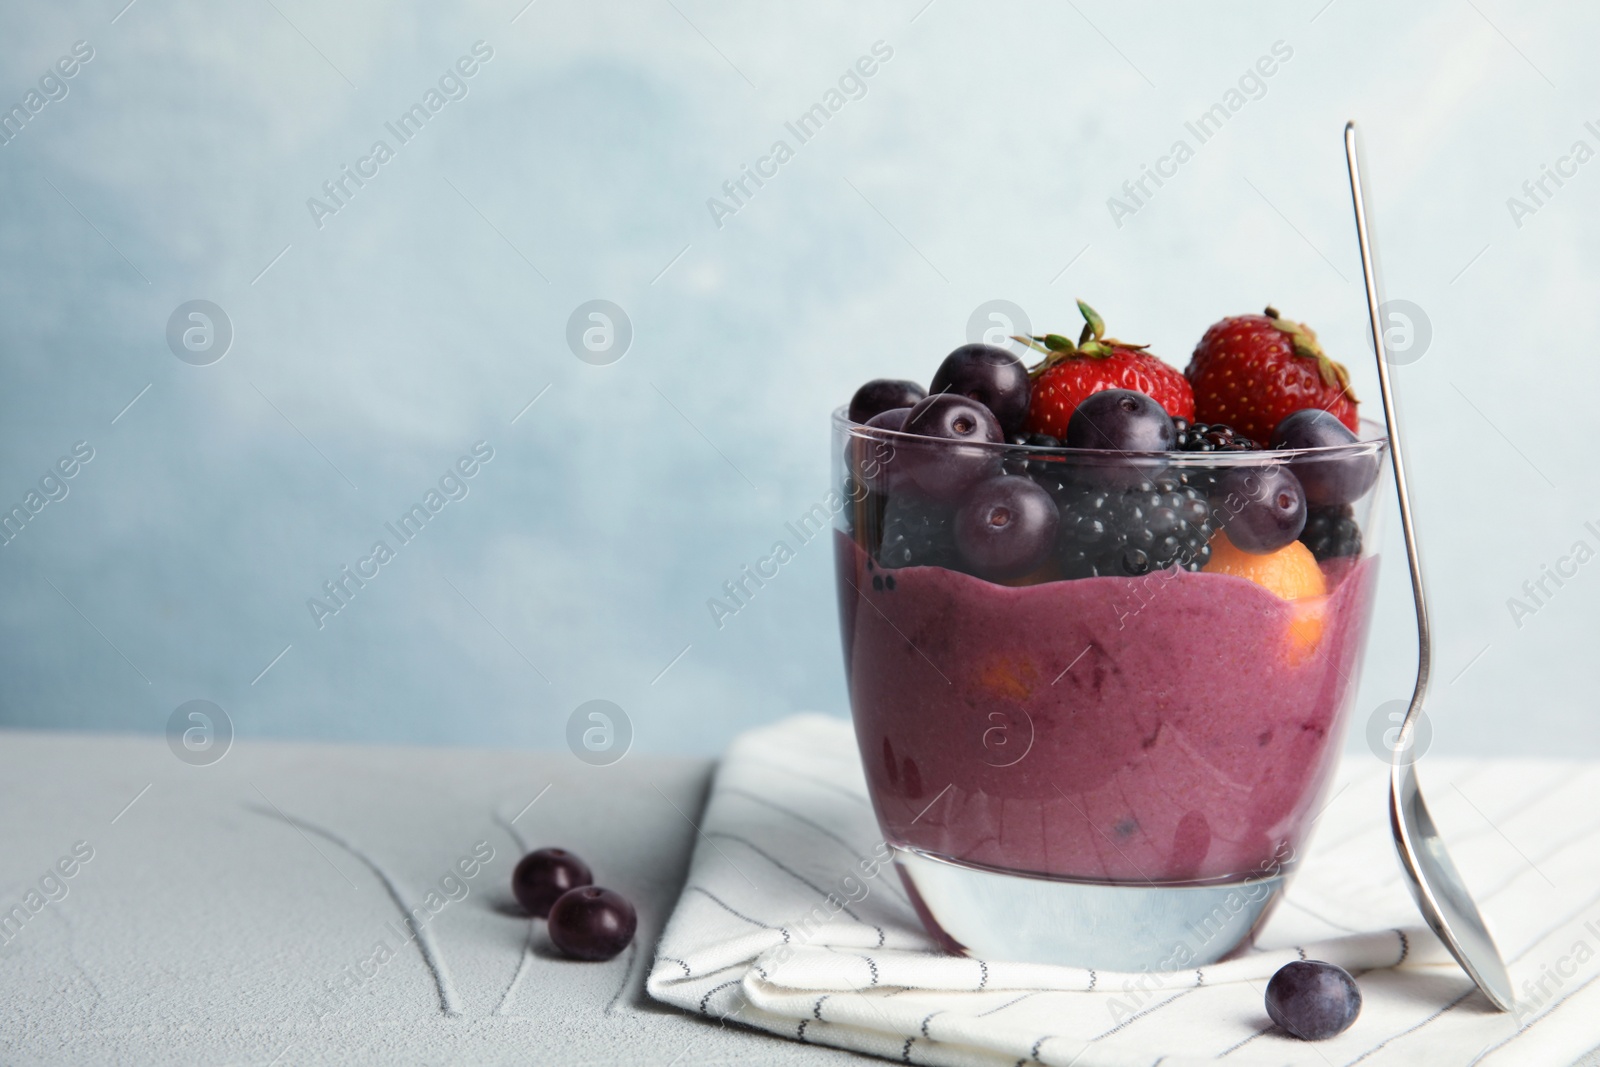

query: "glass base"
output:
893 845 1284 971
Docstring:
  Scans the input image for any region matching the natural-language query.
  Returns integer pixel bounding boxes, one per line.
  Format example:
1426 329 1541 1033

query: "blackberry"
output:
1172 417 1258 453
1003 433 1064 477
1033 462 1208 500
876 495 959 570
1299 504 1362 561
1055 471 1215 578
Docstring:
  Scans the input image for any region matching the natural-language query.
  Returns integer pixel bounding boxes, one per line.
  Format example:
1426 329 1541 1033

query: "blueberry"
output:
953 475 1059 580
849 379 926 424
1065 389 1176 452
903 392 1004 448
1063 391 1176 491
1271 408 1379 506
547 886 638 961
1211 465 1306 554
851 408 913 493
897 394 1004 503
1271 408 1352 449
1265 960 1361 1040
929 344 1030 435
865 407 911 432
512 848 593 918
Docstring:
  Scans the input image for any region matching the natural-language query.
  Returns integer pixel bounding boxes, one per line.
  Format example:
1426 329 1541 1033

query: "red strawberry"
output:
1185 307 1358 444
1019 301 1194 438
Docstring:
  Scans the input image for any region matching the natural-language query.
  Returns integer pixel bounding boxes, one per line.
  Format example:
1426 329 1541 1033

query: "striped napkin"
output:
647 714 1600 1066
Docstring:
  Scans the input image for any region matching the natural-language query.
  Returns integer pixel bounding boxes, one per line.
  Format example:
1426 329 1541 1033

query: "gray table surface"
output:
0 730 876 1065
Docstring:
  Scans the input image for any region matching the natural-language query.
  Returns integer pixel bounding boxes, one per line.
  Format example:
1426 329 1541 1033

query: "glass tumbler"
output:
833 408 1389 970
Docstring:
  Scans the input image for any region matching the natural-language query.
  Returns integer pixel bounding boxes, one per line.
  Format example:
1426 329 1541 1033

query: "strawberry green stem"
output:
1264 306 1359 403
1019 300 1153 377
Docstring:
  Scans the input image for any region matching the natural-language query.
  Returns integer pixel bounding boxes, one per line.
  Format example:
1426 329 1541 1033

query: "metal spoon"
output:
1343 120 1513 1012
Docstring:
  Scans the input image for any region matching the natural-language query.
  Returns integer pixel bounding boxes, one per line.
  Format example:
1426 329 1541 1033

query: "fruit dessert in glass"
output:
834 303 1387 970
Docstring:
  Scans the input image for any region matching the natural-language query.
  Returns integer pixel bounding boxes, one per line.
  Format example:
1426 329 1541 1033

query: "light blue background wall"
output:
1 0 1595 758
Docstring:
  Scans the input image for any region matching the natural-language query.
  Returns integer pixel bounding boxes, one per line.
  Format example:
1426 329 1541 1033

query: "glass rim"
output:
833 406 1389 466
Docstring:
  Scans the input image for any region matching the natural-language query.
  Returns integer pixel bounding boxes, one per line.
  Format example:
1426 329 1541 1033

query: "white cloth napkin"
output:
647 714 1600 1066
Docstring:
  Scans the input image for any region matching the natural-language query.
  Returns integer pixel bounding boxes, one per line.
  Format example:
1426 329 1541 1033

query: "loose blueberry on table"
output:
1265 960 1362 1040
512 847 594 918
548 886 639 962
508 848 638 962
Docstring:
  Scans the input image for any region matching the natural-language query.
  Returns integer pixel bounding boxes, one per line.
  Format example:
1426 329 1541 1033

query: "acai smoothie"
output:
837 530 1377 885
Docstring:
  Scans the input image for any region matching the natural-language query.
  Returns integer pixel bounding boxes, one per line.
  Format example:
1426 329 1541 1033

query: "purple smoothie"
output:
836 529 1378 885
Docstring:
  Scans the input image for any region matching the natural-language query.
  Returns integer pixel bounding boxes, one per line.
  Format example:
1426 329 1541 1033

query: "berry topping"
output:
547 885 637 962
849 379 926 424
1050 470 1215 578
877 495 958 570
1204 531 1326 601
1065 388 1176 453
953 475 1060 580
1186 307 1358 444
1019 301 1195 437
1300 504 1363 561
929 344 1031 435
512 848 593 919
1265 960 1362 1041
897 394 1004 502
1172 417 1258 453
839 302 1375 596
1271 408 1379 506
1211 466 1307 554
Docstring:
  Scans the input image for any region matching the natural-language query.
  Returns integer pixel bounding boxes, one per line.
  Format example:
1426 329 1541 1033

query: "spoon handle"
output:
1343 122 1432 753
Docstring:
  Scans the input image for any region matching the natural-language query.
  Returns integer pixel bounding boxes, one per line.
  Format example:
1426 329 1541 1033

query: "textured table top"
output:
0 730 875 1066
